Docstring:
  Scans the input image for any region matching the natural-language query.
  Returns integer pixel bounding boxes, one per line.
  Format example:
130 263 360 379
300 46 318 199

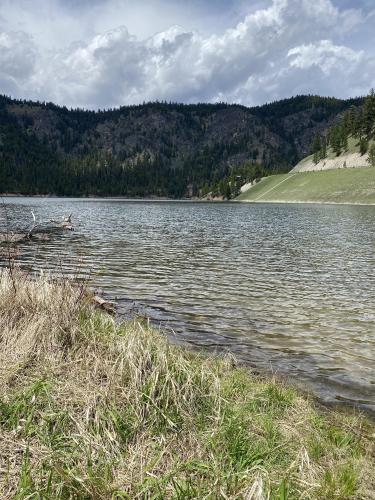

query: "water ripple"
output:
1 198 375 412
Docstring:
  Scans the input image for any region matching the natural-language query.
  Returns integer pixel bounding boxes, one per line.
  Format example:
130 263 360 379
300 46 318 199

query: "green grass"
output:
0 271 375 498
236 167 375 204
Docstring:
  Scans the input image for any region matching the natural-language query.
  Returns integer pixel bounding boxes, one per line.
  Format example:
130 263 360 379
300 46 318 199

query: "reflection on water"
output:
1 198 375 412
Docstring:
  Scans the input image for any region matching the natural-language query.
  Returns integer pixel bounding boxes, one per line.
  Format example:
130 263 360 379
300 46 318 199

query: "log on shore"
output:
92 295 116 314
0 213 74 244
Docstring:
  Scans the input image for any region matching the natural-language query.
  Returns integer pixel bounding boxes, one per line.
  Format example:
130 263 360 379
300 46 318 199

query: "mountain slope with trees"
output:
0 94 363 198
293 90 375 172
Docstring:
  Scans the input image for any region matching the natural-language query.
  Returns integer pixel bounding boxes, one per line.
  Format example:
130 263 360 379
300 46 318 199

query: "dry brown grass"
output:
0 270 374 499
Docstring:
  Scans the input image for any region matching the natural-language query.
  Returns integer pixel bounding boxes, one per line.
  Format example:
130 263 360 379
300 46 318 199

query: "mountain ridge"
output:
0 93 364 197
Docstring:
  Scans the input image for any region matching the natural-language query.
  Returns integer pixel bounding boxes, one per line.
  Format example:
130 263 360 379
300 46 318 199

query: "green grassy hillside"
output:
236 167 375 204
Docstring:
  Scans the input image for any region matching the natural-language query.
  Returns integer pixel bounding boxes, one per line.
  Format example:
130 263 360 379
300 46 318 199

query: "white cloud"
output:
0 31 37 95
0 0 374 108
0 31 37 81
288 40 363 74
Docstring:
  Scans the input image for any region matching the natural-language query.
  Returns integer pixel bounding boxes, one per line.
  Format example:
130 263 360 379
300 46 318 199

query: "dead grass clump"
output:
0 270 374 499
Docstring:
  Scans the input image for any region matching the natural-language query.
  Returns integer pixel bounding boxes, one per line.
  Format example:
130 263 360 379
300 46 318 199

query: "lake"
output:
1 198 375 412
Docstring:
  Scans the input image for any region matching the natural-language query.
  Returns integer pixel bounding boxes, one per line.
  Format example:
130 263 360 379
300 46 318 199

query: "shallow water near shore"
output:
1 197 375 412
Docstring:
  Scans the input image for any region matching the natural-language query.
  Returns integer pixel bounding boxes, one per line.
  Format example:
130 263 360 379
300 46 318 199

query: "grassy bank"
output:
236 168 375 204
0 272 374 498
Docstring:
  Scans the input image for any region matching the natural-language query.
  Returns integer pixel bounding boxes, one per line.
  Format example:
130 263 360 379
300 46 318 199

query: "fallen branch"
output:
1 211 74 245
92 295 116 314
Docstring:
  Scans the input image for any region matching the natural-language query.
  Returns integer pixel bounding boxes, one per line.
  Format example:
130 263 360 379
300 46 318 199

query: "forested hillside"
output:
0 94 363 197
309 90 375 165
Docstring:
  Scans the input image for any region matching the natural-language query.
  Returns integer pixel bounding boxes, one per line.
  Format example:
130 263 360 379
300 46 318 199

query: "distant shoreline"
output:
236 199 375 206
5 193 375 207
0 193 226 203
4 193 375 207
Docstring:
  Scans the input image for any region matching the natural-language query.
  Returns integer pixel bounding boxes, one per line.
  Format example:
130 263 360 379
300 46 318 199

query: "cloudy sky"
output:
0 0 374 109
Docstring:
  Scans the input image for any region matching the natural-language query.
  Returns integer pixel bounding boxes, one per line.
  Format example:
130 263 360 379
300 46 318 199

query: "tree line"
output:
0 93 364 198
311 90 375 165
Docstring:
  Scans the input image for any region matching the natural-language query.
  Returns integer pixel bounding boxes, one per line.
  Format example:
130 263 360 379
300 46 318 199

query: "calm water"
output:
1 198 375 412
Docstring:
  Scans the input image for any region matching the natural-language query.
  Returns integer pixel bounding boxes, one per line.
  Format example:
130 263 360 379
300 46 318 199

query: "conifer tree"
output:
321 136 327 159
343 110 351 135
363 89 375 139
359 138 368 155
342 128 348 151
224 182 232 200
368 144 375 167
312 133 322 164
331 126 342 156
354 108 364 140
348 106 357 135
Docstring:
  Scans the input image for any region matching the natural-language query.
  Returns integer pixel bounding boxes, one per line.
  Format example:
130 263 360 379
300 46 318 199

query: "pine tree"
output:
348 106 357 135
321 136 327 159
312 133 322 164
359 138 369 155
224 182 232 200
354 108 364 140
342 128 348 151
343 110 351 135
363 89 375 139
368 144 375 167
331 126 342 156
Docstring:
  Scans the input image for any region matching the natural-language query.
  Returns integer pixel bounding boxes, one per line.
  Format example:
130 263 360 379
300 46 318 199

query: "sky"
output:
0 0 374 109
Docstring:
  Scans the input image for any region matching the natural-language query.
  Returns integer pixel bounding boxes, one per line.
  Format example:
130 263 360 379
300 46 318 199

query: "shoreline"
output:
2 267 373 418
1 193 227 203
5 193 375 207
236 198 375 206
113 290 375 418
1 270 374 498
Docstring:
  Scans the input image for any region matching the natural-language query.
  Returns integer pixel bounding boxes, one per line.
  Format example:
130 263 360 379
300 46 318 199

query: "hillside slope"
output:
0 94 362 197
236 168 375 205
292 137 373 172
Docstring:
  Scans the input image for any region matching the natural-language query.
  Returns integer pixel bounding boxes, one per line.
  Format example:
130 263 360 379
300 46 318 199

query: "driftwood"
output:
0 212 74 244
92 295 116 314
